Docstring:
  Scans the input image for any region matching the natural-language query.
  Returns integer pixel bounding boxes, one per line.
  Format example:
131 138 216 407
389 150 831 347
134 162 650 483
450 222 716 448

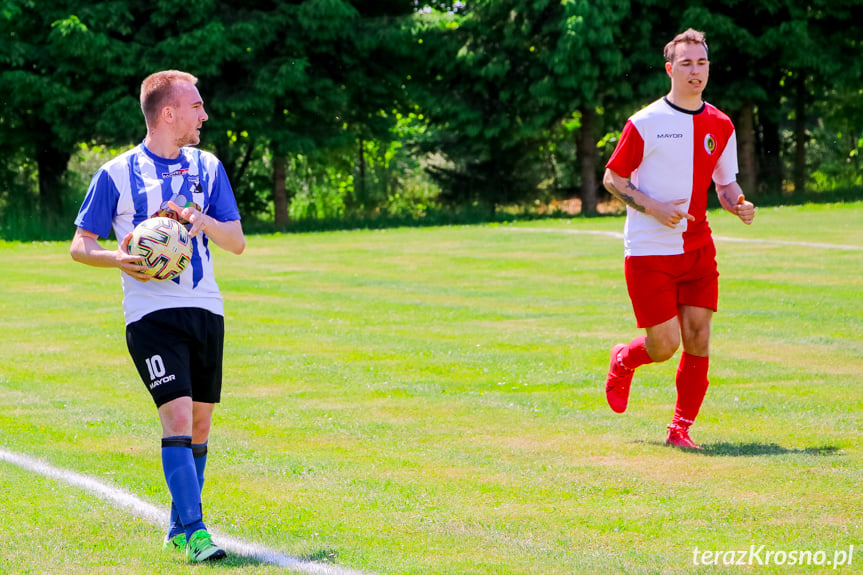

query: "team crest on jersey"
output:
704 134 717 155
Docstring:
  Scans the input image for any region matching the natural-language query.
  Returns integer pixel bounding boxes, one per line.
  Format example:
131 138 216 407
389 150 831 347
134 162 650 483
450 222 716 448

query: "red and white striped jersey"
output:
606 97 738 256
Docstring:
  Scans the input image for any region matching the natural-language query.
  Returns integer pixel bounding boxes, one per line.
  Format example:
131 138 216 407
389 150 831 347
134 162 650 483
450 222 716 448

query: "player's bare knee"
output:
646 337 679 363
192 420 212 442
682 327 711 355
652 344 679 363
158 401 194 436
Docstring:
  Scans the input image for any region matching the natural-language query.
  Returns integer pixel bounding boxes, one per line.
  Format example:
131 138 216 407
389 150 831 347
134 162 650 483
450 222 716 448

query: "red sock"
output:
672 352 710 427
619 336 653 370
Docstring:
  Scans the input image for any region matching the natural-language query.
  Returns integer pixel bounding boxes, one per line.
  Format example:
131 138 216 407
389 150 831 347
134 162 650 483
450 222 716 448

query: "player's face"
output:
170 82 208 148
666 43 709 98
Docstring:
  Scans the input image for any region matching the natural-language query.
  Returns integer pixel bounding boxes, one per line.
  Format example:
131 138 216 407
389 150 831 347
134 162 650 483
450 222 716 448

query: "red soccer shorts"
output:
624 242 719 328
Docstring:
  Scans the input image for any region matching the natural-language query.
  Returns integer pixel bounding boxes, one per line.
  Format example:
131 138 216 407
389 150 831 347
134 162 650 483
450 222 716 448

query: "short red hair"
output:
140 70 198 128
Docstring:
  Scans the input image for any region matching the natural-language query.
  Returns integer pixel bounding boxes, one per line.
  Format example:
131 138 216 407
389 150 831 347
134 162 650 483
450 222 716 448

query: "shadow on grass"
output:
217 547 340 569
304 547 340 563
699 442 842 457
635 440 842 457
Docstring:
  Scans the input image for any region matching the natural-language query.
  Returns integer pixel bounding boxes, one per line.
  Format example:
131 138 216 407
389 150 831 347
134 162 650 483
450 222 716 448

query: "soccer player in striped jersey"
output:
71 70 245 560
602 29 755 449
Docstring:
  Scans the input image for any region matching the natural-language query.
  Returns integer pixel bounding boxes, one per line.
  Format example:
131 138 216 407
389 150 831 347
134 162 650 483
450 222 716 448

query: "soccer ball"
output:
128 217 193 280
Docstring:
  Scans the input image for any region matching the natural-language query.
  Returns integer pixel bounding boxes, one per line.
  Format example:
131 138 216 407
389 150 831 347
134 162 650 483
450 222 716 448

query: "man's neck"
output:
143 134 181 160
665 91 703 112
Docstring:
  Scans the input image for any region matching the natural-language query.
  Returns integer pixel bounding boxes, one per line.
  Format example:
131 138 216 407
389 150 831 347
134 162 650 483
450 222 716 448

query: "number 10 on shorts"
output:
146 355 166 379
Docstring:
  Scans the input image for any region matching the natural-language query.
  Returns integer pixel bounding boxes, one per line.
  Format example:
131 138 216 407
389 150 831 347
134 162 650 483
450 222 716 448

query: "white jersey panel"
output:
624 101 694 255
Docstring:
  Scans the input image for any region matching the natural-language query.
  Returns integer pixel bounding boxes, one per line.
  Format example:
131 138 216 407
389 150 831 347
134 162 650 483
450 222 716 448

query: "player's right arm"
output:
70 227 152 282
603 168 694 229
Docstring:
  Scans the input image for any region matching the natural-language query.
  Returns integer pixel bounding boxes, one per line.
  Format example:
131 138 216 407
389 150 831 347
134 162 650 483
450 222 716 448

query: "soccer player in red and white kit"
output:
602 29 756 449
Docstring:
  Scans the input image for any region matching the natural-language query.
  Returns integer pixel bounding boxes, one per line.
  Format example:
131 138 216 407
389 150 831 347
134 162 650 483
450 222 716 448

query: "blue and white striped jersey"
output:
74 143 241 325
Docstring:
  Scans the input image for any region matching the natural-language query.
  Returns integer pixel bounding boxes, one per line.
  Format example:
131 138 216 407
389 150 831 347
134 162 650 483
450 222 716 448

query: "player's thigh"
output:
191 401 216 443
677 243 719 312
188 310 225 405
625 255 679 329
125 310 193 408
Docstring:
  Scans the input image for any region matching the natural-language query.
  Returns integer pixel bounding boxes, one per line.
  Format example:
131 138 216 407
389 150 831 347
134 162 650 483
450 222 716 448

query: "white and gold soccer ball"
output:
127 217 193 281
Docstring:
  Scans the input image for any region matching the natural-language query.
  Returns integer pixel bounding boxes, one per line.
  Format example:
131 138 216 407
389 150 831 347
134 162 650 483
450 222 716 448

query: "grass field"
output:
1 202 861 574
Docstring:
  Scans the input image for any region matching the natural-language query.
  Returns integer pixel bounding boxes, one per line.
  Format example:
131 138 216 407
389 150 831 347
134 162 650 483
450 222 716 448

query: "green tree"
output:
774 0 863 194
0 0 419 231
554 0 643 214
2 0 861 238
410 0 654 214
410 1 556 212
0 1 143 222
0 0 258 225
681 0 863 195
206 0 416 228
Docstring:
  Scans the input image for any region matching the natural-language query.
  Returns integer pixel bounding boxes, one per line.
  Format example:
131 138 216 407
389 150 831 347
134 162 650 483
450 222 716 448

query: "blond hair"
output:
140 70 198 128
663 28 708 63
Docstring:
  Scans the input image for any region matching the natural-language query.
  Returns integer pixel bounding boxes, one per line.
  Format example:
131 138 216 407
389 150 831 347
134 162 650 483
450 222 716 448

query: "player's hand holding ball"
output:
168 200 208 237
118 231 153 282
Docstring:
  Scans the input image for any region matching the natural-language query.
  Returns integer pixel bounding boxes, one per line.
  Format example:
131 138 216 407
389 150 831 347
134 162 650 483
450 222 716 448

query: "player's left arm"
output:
167 200 246 254
715 181 755 225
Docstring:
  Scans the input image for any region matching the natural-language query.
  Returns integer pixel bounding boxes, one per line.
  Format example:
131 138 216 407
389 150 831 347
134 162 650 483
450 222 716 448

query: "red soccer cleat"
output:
605 343 634 413
666 424 702 450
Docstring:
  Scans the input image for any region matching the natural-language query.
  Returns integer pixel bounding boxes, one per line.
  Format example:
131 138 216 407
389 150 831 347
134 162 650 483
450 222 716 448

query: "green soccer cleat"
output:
163 533 186 552
186 529 227 562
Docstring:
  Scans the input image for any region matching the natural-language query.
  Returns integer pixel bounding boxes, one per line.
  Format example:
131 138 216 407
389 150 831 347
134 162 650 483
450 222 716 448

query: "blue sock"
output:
167 442 208 538
161 436 206 539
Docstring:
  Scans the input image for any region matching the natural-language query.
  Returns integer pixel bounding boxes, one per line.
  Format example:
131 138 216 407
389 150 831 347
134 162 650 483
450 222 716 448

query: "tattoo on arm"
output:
609 181 646 213
720 187 739 210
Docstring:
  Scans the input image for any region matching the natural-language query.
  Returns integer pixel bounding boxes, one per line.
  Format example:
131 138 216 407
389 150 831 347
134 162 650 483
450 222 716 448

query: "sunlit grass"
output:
1 202 861 574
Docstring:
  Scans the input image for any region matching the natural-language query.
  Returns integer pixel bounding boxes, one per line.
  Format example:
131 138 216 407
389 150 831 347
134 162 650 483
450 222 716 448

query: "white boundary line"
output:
0 447 366 575
500 226 863 251
712 236 863 251
500 227 623 240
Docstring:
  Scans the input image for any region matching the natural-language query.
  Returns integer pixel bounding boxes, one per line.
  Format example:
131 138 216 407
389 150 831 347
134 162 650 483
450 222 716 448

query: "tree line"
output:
1 0 862 238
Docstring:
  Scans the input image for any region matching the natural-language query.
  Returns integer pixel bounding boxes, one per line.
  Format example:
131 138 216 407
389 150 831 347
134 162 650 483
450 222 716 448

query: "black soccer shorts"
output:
125 307 225 407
